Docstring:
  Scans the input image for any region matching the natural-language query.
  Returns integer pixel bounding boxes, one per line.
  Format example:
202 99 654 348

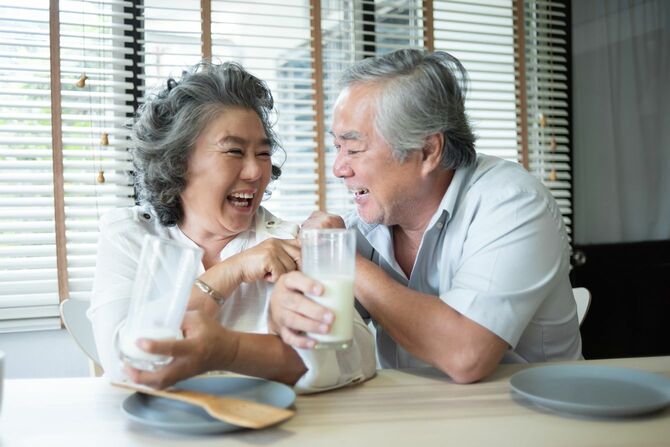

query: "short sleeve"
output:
441 186 569 348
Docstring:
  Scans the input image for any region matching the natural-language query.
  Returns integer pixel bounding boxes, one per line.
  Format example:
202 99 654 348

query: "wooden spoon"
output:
113 381 295 429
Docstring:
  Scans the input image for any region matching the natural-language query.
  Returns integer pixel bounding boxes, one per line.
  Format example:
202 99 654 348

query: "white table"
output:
2 356 669 447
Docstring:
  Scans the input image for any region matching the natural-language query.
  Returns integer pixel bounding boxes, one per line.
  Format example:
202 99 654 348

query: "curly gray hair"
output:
339 49 476 170
131 61 283 226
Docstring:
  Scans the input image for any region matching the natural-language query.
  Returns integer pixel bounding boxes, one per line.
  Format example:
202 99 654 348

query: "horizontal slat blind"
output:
322 0 426 217
0 1 60 331
138 0 202 96
0 1 573 333
59 0 135 307
433 0 518 162
518 0 571 233
0 0 136 332
210 0 319 222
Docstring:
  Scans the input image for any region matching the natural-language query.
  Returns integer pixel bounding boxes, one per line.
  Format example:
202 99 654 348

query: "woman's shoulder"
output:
255 207 300 239
99 205 163 237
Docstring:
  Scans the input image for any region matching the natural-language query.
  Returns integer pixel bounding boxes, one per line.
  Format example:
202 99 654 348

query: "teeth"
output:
352 188 369 196
230 192 254 199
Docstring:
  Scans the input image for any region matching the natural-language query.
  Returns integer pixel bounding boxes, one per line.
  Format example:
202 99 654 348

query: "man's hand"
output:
301 211 346 231
233 237 301 283
268 271 334 349
123 311 238 389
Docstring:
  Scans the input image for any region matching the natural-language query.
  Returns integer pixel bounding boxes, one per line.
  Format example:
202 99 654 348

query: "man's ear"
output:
421 133 444 175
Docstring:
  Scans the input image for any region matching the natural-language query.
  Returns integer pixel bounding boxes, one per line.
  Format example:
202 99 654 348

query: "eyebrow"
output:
328 130 363 141
221 135 271 147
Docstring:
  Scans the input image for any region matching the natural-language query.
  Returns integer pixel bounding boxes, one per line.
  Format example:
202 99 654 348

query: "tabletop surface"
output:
2 356 669 447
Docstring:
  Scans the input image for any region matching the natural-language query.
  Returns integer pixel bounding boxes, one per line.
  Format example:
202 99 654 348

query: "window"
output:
211 0 319 221
322 0 426 215
518 0 572 234
0 0 571 332
0 1 55 331
433 0 518 162
0 0 135 332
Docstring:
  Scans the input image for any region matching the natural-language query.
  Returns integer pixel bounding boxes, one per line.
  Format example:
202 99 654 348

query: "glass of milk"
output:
119 235 203 371
301 229 356 349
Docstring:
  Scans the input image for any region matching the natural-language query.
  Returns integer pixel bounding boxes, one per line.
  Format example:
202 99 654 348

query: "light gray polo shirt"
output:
347 154 582 368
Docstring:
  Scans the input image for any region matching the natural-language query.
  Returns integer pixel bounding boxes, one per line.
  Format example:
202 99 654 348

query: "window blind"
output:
138 0 202 96
433 0 518 163
518 0 572 233
0 1 58 332
59 0 136 307
0 1 572 332
211 0 320 222
0 0 135 332
322 0 426 217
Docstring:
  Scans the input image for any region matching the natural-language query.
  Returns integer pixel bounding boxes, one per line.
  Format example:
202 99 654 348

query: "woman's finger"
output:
279 239 301 262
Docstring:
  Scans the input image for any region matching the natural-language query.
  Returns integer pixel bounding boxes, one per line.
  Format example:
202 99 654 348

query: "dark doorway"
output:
571 241 670 359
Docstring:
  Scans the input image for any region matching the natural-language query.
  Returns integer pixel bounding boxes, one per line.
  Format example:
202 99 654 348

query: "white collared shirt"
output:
347 154 582 368
89 206 376 393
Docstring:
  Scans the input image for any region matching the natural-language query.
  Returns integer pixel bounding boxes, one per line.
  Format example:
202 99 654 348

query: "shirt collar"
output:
357 161 474 238
425 160 473 230
353 161 475 271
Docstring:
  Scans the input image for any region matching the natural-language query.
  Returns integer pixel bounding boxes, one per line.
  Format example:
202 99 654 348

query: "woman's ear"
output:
421 133 444 175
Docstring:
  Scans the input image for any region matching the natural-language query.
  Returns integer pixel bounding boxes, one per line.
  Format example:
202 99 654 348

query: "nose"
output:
332 151 353 178
241 155 263 182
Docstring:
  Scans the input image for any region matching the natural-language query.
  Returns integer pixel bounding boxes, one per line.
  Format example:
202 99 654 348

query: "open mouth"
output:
351 187 369 198
227 191 255 208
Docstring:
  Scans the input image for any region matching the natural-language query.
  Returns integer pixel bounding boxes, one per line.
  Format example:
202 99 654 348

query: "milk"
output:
119 326 180 371
307 276 354 347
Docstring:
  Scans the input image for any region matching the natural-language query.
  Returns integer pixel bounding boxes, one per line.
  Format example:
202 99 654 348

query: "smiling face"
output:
179 107 273 240
331 84 427 227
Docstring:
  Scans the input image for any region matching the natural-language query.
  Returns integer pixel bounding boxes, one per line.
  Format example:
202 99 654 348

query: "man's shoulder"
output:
466 154 550 200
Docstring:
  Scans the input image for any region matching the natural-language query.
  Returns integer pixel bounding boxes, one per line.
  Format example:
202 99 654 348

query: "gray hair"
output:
339 49 476 170
131 61 283 226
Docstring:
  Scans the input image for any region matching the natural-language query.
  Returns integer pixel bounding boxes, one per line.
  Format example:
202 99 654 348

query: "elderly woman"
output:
89 61 375 392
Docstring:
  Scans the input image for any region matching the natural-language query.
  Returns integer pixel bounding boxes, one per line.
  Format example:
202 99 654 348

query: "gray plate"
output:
510 364 670 417
121 376 296 434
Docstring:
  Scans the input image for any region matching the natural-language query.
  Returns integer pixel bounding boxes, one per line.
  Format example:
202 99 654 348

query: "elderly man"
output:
269 49 582 383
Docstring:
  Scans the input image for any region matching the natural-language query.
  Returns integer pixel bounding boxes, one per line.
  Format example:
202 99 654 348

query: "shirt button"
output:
436 222 444 229
266 220 275 227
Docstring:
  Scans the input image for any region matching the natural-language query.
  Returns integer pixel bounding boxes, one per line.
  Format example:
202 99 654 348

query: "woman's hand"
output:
123 311 239 389
268 271 334 349
234 237 301 283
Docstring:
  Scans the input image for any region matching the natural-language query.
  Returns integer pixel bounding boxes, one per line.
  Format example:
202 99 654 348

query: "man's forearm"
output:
354 255 453 361
354 255 506 383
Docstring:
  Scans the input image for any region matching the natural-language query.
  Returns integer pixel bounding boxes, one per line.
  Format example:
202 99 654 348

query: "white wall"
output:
0 330 90 378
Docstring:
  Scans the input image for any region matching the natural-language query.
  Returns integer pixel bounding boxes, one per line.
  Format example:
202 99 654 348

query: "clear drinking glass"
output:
119 235 203 371
300 229 356 349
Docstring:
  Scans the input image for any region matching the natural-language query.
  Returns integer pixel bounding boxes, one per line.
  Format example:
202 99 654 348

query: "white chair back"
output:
572 287 592 326
60 298 103 376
